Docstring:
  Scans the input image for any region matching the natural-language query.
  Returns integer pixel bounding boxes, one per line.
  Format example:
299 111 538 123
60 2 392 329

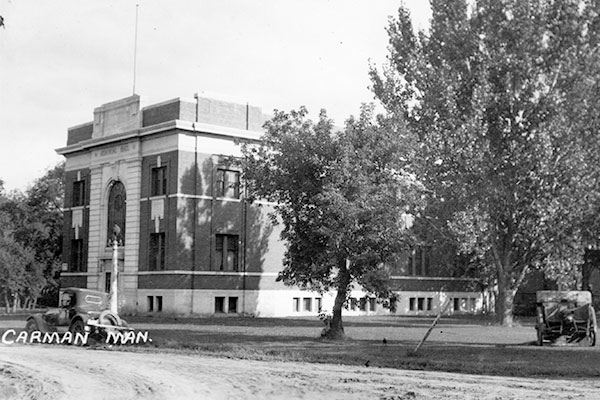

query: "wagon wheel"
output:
587 305 597 347
536 326 544 346
588 330 597 347
25 318 39 333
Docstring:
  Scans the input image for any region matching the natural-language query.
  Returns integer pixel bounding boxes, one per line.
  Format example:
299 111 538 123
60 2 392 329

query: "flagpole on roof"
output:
133 4 139 95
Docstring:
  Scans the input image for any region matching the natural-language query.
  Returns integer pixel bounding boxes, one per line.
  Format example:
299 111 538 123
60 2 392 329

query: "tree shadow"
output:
168 153 274 315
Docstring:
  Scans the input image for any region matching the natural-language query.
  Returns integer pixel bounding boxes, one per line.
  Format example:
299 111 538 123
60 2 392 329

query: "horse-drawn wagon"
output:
535 290 597 346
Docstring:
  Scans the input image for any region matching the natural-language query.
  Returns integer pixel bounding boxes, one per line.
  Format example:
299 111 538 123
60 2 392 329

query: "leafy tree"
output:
371 0 600 325
0 200 34 312
23 161 65 305
0 162 64 310
242 106 423 338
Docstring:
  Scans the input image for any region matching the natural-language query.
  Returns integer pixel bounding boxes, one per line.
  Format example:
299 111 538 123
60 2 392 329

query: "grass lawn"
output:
124 314 600 378
4 312 600 378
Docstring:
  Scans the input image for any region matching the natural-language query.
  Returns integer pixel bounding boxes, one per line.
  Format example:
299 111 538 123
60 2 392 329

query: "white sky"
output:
0 0 430 192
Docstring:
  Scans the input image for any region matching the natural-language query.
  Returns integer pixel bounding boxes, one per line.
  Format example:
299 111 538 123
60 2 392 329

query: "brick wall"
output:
62 169 91 272
67 123 93 145
139 150 179 197
138 274 191 290
196 97 264 130
139 151 180 272
60 275 87 289
141 97 266 131
142 99 196 127
63 169 91 208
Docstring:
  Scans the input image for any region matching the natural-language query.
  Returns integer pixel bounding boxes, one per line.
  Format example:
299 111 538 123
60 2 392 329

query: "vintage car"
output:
535 290 597 346
25 287 126 337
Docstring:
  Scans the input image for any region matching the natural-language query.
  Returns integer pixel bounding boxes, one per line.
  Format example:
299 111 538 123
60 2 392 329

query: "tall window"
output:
214 234 239 271
216 169 240 199
408 247 430 276
72 180 85 207
151 166 167 196
149 233 166 270
70 239 84 272
107 181 126 246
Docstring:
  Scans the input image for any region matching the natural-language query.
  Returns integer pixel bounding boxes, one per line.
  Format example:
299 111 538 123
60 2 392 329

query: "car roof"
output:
61 287 107 297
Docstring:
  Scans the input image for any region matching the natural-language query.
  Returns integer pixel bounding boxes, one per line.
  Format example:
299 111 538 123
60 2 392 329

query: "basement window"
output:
453 297 460 312
303 298 312 312
359 298 367 311
156 296 163 312
369 298 376 312
228 297 238 314
215 297 225 313
147 296 163 312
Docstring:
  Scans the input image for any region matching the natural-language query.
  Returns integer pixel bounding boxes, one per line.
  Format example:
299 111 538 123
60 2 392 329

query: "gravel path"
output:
2 344 600 399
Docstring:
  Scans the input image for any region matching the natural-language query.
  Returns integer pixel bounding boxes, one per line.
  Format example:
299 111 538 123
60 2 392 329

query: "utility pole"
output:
109 226 121 314
132 4 139 94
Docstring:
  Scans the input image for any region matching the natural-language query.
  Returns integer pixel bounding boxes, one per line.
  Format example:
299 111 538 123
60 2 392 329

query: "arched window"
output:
107 181 126 246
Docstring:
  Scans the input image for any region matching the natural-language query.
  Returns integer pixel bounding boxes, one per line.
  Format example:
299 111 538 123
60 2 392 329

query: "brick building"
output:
57 94 484 317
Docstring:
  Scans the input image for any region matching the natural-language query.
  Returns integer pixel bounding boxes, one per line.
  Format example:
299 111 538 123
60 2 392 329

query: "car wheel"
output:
70 319 86 337
25 319 39 333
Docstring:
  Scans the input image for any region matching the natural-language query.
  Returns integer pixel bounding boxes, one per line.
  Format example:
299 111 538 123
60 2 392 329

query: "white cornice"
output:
390 276 481 281
56 120 263 156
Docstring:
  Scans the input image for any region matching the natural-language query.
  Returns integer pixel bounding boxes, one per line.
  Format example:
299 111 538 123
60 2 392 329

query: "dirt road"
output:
1 343 599 400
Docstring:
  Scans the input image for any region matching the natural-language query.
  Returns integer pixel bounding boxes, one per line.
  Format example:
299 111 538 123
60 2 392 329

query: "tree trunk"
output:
496 275 515 326
582 249 600 292
495 262 528 326
322 258 351 340
492 241 519 326
4 293 9 314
